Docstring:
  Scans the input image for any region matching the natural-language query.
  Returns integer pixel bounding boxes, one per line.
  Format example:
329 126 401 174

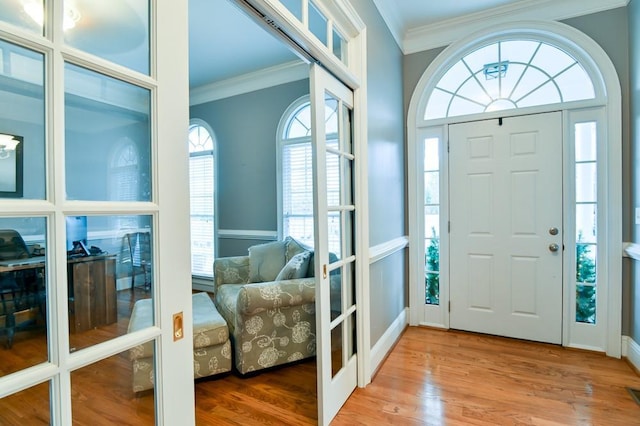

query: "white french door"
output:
0 1 194 424
310 64 357 426
449 112 563 344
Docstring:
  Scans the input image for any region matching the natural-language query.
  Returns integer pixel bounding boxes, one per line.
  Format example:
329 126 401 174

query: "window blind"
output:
189 153 214 277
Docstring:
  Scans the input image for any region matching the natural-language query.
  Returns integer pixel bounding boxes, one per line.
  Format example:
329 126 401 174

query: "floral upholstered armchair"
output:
213 237 322 375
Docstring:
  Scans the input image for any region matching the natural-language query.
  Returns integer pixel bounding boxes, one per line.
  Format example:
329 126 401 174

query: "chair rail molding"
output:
369 236 409 264
217 229 278 241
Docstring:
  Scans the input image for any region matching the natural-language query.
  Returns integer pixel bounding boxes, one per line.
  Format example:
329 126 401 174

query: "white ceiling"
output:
188 0 628 90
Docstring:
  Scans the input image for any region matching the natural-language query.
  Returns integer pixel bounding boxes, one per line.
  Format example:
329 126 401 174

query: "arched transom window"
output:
425 40 596 119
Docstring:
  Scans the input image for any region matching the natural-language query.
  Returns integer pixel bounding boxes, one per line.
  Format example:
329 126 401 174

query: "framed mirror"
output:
0 134 24 198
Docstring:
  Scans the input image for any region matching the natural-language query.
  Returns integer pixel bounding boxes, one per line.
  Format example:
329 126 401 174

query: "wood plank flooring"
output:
334 327 640 425
2 294 640 425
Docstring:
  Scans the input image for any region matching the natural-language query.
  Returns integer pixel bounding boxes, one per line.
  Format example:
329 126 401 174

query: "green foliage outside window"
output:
576 233 596 324
425 227 439 305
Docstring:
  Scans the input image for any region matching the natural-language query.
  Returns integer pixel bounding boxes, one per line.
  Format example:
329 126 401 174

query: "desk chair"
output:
0 229 45 348
125 232 152 292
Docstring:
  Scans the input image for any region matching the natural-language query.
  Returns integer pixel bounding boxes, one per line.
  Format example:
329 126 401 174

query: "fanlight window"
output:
425 40 595 119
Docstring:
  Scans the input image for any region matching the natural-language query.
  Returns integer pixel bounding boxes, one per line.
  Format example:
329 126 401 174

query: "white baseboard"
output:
370 308 408 374
623 335 640 372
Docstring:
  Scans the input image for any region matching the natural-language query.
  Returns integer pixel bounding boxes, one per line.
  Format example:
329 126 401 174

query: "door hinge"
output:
447 141 450 153
448 301 451 312
448 221 451 233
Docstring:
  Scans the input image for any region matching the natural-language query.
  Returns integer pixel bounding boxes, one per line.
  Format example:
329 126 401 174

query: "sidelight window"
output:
575 122 597 324
424 137 440 305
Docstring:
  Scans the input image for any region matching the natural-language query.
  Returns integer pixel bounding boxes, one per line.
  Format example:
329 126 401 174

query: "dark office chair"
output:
0 229 45 348
125 232 152 292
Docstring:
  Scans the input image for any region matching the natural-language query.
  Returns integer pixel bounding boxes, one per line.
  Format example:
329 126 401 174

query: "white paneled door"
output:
449 112 563 344
310 64 357 426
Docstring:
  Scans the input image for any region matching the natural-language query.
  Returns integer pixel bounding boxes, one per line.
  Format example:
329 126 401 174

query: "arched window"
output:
425 40 595 119
111 138 139 202
188 120 216 278
278 95 340 253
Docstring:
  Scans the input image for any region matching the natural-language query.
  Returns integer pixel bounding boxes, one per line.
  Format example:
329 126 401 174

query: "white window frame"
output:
188 119 217 281
408 21 622 357
277 95 314 244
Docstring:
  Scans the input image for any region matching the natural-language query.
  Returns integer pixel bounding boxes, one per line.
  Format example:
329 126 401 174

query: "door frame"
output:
407 21 622 357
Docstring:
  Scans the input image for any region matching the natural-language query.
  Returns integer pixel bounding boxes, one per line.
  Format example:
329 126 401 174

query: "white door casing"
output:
449 112 563 344
311 63 358 426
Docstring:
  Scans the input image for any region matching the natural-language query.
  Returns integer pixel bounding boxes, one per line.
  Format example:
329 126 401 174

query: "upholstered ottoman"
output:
128 292 232 392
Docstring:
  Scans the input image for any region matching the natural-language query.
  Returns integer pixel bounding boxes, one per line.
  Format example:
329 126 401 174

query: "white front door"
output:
449 112 563 344
310 64 357 426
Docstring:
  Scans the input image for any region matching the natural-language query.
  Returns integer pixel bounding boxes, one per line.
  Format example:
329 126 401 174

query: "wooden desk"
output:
0 255 117 335
68 255 117 333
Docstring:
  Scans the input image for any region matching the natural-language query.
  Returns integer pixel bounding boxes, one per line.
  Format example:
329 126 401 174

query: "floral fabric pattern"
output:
214 253 317 375
129 293 231 392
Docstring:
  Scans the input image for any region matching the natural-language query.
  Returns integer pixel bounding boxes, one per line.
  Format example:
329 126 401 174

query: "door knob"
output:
549 227 559 236
548 243 560 252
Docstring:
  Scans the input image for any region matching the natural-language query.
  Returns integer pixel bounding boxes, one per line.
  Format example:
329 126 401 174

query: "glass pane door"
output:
0 1 194 423
310 64 356 426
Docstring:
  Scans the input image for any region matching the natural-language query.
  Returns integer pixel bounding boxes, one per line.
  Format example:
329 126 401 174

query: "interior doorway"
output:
448 112 563 344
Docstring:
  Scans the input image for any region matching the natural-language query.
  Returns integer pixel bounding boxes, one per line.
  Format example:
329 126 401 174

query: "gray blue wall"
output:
403 7 635 337
191 1 408 349
350 0 407 346
629 0 640 343
189 79 309 256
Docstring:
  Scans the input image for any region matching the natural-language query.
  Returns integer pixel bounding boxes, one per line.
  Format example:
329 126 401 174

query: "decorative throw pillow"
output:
284 236 311 263
248 240 286 282
275 251 311 281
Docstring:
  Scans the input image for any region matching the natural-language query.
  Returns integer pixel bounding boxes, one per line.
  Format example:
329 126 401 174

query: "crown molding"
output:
370 0 403 50
403 0 629 54
189 60 308 106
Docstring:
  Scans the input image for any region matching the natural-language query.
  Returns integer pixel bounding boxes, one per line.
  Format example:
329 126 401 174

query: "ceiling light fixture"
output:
483 61 509 80
23 1 81 31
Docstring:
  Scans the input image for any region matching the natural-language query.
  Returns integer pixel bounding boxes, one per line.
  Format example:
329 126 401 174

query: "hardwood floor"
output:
334 327 640 425
2 296 640 425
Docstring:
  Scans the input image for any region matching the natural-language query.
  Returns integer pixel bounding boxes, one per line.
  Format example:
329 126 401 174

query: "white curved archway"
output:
407 21 622 357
